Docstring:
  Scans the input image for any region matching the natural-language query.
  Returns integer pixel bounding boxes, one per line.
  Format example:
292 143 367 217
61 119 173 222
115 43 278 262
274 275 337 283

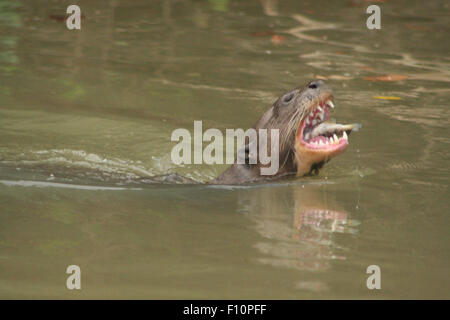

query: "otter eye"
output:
283 92 294 104
308 83 318 89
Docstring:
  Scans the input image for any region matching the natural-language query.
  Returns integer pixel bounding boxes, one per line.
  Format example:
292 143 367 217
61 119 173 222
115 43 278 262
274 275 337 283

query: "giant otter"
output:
211 80 360 185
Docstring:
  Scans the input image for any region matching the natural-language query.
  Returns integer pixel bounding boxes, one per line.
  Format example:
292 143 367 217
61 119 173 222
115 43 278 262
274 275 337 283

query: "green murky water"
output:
0 0 449 299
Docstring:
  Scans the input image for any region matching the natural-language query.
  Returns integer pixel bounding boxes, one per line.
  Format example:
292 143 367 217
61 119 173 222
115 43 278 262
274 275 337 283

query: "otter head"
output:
212 80 359 184
255 79 351 176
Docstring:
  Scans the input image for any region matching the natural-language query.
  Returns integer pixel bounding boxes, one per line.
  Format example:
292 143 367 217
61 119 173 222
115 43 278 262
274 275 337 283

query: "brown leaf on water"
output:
271 35 285 45
364 75 409 82
49 14 85 22
357 65 375 72
48 15 66 22
404 24 432 31
373 96 402 100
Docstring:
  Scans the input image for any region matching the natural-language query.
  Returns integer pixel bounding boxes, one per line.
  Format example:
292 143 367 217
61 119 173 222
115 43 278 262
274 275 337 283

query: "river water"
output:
0 0 449 299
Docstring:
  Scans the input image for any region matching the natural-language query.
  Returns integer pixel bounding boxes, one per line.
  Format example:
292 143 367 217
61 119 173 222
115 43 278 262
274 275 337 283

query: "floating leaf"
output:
358 65 375 72
373 96 402 100
48 14 85 22
404 24 432 31
271 35 285 45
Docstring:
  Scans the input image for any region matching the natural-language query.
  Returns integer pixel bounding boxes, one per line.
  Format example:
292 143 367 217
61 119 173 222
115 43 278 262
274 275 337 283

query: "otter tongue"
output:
310 122 362 139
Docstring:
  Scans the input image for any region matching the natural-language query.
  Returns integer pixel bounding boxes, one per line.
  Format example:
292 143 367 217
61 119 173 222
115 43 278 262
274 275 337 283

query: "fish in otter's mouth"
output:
294 95 361 176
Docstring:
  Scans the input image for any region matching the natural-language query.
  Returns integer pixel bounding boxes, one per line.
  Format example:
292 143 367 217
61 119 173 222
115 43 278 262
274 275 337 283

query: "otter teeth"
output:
343 131 348 140
304 103 331 133
327 101 335 109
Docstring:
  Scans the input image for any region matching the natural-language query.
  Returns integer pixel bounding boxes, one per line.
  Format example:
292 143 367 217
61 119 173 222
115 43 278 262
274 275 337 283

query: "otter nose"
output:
308 80 325 89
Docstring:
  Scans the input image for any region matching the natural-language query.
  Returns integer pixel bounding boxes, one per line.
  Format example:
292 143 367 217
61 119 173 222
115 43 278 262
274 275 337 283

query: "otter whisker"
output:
281 108 301 151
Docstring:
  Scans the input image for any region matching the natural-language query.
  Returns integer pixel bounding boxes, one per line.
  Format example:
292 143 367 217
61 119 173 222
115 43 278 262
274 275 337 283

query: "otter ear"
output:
237 142 258 165
282 92 294 104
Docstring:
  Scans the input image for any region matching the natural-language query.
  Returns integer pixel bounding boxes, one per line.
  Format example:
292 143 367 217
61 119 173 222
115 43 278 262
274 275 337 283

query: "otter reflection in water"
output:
238 183 359 292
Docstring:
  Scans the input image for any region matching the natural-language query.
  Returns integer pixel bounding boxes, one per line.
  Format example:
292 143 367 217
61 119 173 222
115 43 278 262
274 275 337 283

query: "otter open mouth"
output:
295 97 361 175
